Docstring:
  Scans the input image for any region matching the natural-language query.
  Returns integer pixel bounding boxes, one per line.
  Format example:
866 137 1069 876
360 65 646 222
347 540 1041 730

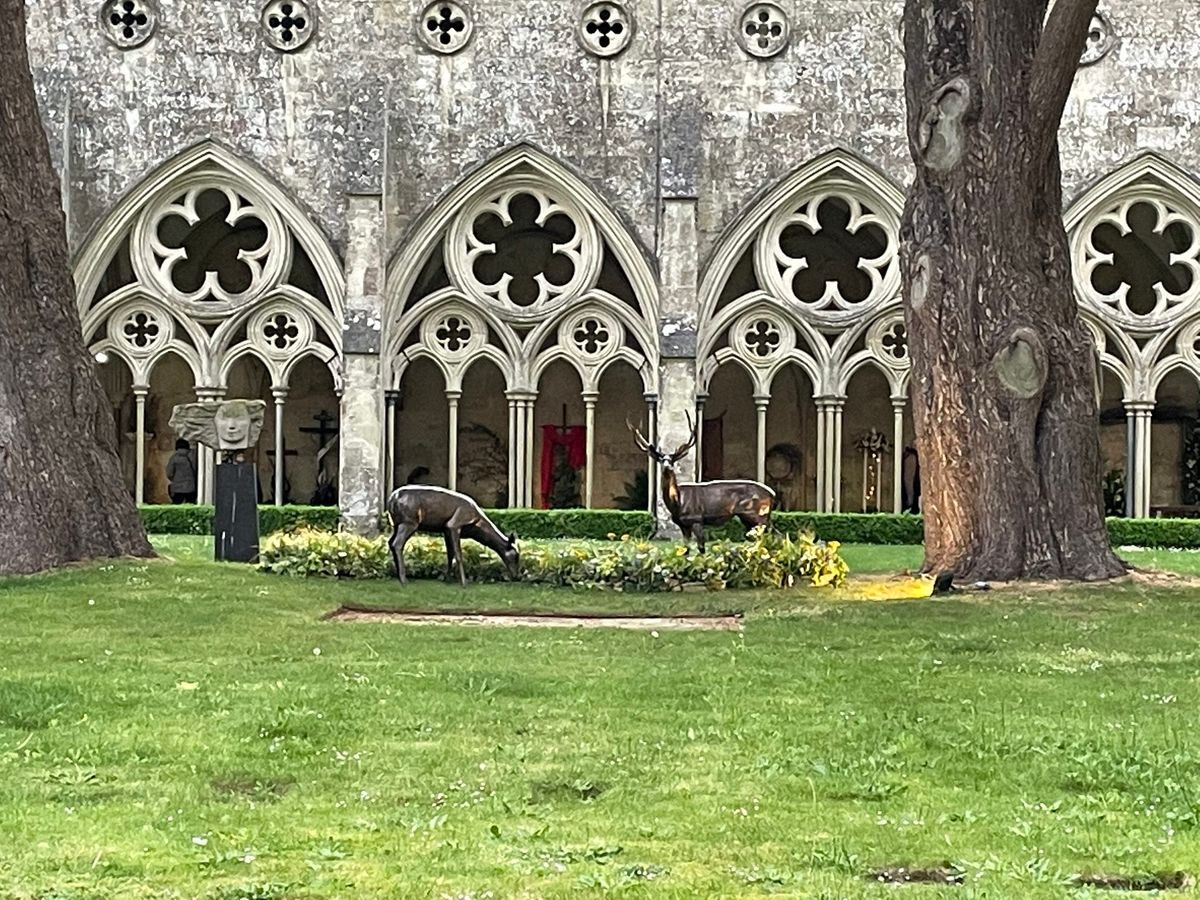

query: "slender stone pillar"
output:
694 393 707 476
339 195 386 534
384 389 399 498
195 387 225 505
583 390 598 508
754 395 770 484
524 397 536 507
891 396 906 514
815 400 827 512
133 385 149 505
831 398 845 514
446 390 461 491
506 394 519 507
272 386 288 506
644 394 659 514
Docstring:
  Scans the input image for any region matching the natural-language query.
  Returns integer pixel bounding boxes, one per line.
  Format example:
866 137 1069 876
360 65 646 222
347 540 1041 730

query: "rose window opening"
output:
122 311 160 349
153 188 270 300
264 313 301 351
469 193 579 307
100 0 158 49
737 2 789 58
435 316 473 352
580 2 633 57
1088 201 1198 317
881 321 907 361
774 195 891 308
421 1 472 53
573 318 612 355
261 1 314 52
745 320 782 358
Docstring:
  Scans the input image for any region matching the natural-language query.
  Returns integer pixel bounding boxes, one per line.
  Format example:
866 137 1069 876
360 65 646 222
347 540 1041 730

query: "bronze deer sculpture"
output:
629 416 775 553
386 486 520 587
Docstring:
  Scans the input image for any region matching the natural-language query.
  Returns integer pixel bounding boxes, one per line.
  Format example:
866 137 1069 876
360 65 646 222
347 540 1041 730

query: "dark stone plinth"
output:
214 462 259 563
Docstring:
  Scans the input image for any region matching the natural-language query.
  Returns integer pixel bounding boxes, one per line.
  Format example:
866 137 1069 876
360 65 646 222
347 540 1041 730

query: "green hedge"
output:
140 505 340 535
141 505 1200 550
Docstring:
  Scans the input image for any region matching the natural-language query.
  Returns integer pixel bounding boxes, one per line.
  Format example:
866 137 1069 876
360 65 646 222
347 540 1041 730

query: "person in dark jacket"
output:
166 439 198 504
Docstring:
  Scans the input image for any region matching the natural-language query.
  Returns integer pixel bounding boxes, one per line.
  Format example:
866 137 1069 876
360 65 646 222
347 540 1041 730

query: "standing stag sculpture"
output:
387 486 520 587
629 416 775 553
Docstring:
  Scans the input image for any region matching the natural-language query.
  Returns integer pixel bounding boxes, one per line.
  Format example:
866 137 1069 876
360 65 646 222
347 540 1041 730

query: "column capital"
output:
890 394 908 409
385 389 401 403
643 392 659 405
196 386 225 401
582 390 600 405
1124 400 1155 413
815 395 847 410
506 390 538 402
271 386 290 401
131 384 150 397
445 389 463 402
753 394 771 408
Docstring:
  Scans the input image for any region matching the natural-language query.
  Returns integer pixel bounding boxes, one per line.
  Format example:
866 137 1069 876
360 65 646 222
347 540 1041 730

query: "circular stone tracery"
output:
422 309 484 362
731 312 793 363
579 2 633 57
448 183 600 323
420 1 473 54
867 314 910 369
736 2 789 58
261 0 315 52
100 0 158 49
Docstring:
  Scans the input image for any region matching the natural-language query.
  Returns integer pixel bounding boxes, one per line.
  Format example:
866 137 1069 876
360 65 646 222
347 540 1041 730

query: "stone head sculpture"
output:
170 399 268 452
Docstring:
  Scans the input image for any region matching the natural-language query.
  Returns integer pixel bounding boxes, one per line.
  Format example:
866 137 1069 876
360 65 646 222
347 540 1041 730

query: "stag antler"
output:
626 418 655 456
669 413 699 463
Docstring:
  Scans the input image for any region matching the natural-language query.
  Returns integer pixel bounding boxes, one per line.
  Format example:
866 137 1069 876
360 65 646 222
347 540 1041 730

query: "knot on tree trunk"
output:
919 77 971 171
909 251 934 310
993 328 1047 400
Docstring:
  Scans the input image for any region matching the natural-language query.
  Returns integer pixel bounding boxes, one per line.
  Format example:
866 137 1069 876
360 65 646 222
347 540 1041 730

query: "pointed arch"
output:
698 147 906 326
73 140 345 321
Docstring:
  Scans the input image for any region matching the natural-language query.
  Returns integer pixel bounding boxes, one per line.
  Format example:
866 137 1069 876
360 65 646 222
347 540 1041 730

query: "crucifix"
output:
264 438 298 505
300 410 340 505
300 410 339 451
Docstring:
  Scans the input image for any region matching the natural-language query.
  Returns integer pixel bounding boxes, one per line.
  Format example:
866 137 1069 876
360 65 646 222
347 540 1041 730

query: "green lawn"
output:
2 537 1200 897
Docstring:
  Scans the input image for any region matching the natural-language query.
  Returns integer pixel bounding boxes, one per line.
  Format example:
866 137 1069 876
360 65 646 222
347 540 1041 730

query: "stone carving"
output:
1080 13 1115 66
170 400 268 452
420 1 473 54
100 0 158 49
737 2 789 59
579 2 633 58
261 0 315 53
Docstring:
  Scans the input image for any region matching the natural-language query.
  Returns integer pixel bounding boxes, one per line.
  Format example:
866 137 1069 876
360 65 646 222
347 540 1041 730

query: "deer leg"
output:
447 527 467 587
442 531 458 582
690 523 706 555
389 523 415 585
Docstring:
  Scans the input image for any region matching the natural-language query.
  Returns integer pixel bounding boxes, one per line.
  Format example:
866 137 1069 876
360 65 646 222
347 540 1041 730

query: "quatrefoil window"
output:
573 318 611 355
421 1 472 53
100 0 157 49
881 321 907 361
435 316 472 352
745 320 782 357
123 311 160 348
155 189 269 298
1090 202 1196 317
471 193 577 307
737 2 789 58
776 196 890 306
261 0 314 52
264 313 300 350
580 2 632 57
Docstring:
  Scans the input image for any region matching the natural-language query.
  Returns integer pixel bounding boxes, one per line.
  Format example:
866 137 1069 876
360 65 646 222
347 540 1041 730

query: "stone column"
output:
815 399 827 512
694 393 707 476
133 384 149 505
339 195 386 534
524 396 536 507
195 386 225 505
831 398 845 513
384 389 399 497
1124 403 1137 518
583 390 598 508
506 393 519 508
644 394 659 514
891 395 906 514
754 395 770 484
272 386 288 506
446 390 461 491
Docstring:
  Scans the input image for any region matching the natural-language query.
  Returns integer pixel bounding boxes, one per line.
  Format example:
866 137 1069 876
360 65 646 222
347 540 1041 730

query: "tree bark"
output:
901 0 1125 582
0 0 153 574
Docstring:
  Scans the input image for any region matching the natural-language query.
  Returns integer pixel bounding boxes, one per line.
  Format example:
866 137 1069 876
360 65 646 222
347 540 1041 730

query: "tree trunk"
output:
901 0 1124 582
0 0 152 574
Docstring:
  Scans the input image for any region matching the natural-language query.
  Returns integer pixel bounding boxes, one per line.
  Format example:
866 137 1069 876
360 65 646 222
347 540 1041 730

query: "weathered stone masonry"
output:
27 1 1200 524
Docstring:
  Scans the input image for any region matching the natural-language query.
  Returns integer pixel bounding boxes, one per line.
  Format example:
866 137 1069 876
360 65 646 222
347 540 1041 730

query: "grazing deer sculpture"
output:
629 415 775 553
386 486 520 587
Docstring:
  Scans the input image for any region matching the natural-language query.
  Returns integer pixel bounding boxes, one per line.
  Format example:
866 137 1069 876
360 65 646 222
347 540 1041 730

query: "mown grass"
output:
1 536 1200 897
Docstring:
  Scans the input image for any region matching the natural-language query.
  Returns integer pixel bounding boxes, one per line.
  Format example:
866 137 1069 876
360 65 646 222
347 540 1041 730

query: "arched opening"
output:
395 358 449 489
763 365 818 511
595 362 649 510
703 363 757 481
842 365 903 513
1098 368 1128 516
281 356 340 506
145 352 199 503
457 359 509 507
534 361 585 509
1151 368 1200 513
